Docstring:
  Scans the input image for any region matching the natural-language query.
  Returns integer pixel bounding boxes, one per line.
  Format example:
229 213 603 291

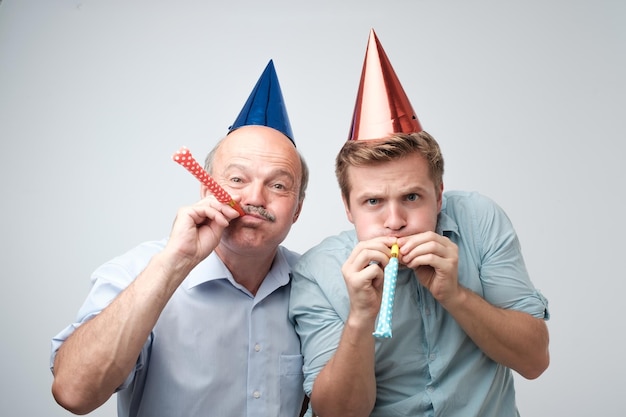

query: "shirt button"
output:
254 344 261 352
253 391 261 399
427 386 434 393
429 353 436 361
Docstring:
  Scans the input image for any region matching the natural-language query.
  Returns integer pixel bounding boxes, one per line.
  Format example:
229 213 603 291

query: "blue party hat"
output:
228 60 295 145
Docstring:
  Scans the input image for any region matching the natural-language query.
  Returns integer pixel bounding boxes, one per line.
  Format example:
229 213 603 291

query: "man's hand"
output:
397 232 459 304
342 236 397 323
164 195 241 268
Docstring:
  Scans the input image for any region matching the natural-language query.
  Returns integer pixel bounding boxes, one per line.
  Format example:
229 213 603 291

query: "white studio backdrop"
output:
0 1 624 416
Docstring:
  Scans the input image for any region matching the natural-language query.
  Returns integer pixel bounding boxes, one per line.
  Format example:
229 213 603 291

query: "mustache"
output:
242 205 276 222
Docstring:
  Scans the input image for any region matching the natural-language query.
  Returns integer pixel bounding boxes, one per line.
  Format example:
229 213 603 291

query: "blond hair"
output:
335 131 444 203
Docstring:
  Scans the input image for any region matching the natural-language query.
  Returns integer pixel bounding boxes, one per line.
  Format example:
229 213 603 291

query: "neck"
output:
215 246 277 295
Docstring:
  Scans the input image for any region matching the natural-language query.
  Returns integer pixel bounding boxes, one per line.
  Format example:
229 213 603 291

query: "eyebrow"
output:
354 184 430 202
223 163 296 182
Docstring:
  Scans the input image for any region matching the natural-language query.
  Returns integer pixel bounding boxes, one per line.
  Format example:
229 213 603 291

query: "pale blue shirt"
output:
51 239 305 417
289 191 549 417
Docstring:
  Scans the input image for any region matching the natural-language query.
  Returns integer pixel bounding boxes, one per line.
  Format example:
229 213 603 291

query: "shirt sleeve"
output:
49 242 162 390
471 194 549 319
289 244 351 396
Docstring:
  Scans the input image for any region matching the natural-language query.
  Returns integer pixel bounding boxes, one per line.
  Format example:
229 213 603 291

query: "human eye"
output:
228 176 246 188
366 198 379 206
406 193 419 202
268 172 294 193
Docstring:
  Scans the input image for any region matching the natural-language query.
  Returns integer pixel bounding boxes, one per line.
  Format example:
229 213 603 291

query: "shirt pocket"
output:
280 354 305 416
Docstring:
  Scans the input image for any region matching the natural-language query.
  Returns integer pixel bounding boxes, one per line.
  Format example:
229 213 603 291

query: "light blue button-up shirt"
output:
289 191 549 417
51 239 305 417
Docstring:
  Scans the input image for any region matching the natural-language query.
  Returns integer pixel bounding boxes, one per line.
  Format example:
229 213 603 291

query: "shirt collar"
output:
182 249 292 296
183 252 232 290
437 196 460 238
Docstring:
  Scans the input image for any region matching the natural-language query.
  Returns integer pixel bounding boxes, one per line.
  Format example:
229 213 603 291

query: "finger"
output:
342 262 385 297
399 233 454 264
397 231 440 254
346 247 390 272
184 204 229 228
197 195 242 220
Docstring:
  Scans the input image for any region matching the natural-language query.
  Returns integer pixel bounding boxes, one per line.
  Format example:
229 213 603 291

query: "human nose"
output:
240 180 267 207
383 202 407 231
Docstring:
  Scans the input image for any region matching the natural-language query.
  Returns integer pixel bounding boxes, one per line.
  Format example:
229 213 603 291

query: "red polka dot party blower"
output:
172 146 246 217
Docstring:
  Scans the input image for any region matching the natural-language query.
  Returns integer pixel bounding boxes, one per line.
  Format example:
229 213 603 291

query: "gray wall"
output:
1 0 624 415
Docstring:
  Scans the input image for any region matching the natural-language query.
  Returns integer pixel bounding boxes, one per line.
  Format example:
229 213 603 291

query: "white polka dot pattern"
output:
172 146 245 216
373 244 399 339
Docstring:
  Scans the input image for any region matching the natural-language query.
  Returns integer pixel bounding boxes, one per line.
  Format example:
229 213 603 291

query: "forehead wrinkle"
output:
223 160 298 183
215 128 302 185
221 140 297 164
350 170 430 200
